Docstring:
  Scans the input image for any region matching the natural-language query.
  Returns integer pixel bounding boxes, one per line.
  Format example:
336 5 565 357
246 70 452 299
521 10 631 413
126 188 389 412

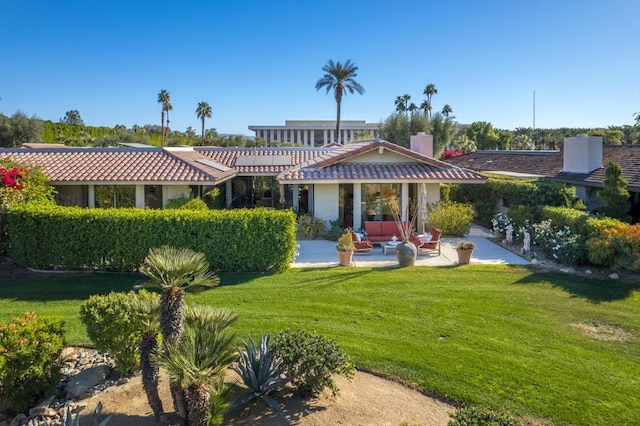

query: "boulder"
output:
65 365 110 399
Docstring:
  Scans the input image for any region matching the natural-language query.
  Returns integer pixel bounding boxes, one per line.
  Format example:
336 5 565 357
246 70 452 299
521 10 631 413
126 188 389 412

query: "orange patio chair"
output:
410 227 442 255
347 227 374 253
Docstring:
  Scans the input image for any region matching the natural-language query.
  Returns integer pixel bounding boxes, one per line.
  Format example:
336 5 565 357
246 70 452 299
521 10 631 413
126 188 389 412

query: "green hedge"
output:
6 205 297 273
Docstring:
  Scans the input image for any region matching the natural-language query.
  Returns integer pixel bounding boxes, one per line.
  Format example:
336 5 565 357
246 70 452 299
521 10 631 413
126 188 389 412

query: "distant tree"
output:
407 102 418 116
395 95 407 115
597 161 631 222
634 112 640 126
423 83 438 119
60 110 84 125
185 126 196 140
195 102 212 146
511 134 535 150
419 100 431 118
452 134 477 153
514 127 532 137
0 111 44 147
157 90 170 146
430 113 457 156
464 121 500 150
441 104 452 118
379 112 429 148
315 59 365 144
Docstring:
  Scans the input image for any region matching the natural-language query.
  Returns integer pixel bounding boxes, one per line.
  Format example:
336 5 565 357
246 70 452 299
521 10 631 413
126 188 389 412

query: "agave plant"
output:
56 402 112 426
232 334 290 412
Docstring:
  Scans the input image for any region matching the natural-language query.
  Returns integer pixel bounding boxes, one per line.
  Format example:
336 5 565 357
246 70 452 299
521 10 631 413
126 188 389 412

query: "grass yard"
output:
0 264 638 425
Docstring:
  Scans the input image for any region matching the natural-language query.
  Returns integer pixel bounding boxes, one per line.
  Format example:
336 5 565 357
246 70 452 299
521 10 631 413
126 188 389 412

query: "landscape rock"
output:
65 365 111 399
609 272 620 280
584 269 592 275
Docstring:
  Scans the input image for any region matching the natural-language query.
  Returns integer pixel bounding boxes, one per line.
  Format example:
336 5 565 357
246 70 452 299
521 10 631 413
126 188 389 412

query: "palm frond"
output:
139 246 220 290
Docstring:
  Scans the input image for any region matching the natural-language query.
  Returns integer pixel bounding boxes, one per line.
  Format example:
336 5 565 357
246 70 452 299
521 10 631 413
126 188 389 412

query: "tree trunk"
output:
161 111 165 147
170 380 188 422
139 331 163 421
335 87 343 145
201 117 205 146
160 287 185 343
186 383 210 426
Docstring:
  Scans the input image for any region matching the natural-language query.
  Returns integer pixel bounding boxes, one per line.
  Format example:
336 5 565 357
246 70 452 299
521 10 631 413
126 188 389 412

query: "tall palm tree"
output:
441 104 453 118
315 59 365 144
423 84 438 119
153 305 238 426
137 246 221 420
196 102 212 146
157 90 170 146
164 99 173 145
394 95 406 115
420 100 432 118
407 103 418 116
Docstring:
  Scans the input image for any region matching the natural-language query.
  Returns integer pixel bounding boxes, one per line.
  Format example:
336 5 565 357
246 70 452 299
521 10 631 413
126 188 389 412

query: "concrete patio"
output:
292 225 530 268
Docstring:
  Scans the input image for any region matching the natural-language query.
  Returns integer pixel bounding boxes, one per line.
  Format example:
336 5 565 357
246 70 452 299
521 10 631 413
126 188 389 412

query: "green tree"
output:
407 102 418 116
315 59 365 144
464 121 501 150
395 95 407 115
157 90 170 146
60 110 84 125
379 112 429 148
195 102 212 146
452 134 477 153
597 161 631 222
430 113 457 156
423 83 438 119
0 111 44 147
511 134 535 150
441 104 453 118
419 100 431 118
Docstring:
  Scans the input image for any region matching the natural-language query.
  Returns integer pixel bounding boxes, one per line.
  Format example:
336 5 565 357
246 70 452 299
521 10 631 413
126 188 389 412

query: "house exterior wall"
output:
162 185 191 207
313 184 339 229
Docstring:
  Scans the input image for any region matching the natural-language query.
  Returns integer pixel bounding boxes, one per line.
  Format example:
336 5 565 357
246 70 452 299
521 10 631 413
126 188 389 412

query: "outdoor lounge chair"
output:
347 227 374 253
410 227 442 255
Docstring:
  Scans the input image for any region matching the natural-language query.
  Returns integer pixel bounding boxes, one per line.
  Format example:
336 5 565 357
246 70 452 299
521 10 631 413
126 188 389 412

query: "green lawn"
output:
1 265 639 425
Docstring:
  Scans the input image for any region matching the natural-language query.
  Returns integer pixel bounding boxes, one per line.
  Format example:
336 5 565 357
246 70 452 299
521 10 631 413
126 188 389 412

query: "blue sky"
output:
1 0 639 136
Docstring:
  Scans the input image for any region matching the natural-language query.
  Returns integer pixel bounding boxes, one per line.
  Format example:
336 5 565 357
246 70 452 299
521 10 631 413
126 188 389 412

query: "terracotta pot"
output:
337 250 354 266
456 248 473 265
396 241 417 267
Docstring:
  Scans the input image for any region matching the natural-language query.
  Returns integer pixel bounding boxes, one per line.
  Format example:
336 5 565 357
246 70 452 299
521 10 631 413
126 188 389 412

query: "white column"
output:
343 130 348 144
269 129 274 142
303 130 308 145
88 184 95 208
323 130 328 145
293 184 299 211
311 130 315 146
162 185 169 208
226 180 233 208
353 183 362 231
349 129 354 141
135 185 145 208
277 129 282 142
401 183 409 222
330 130 335 144
297 129 301 145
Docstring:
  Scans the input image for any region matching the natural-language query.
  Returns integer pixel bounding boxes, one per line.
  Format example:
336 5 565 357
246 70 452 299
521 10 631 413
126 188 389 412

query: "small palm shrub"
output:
296 214 325 238
271 329 354 397
80 290 159 375
448 406 521 426
428 202 474 237
233 334 290 412
0 312 65 414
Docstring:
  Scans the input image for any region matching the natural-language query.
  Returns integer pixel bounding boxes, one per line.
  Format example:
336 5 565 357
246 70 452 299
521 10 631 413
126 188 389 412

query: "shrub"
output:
541 206 589 236
428 202 474 237
325 218 345 241
448 406 522 426
296 213 325 239
490 213 513 234
80 290 159 374
588 223 640 270
178 197 209 211
7 204 297 273
0 312 65 414
532 219 589 265
271 329 354 397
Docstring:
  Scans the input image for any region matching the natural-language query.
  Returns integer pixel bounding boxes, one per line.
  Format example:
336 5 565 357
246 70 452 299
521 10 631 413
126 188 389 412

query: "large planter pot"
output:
456 248 473 265
337 250 354 266
396 241 417 267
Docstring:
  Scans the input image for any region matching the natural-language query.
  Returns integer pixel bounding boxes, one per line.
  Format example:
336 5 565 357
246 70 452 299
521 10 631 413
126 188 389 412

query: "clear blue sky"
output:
1 0 639 136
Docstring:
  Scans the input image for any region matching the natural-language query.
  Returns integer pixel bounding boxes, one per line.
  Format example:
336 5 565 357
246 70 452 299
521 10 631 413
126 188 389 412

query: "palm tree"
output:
423 84 438 119
315 59 365 144
407 103 418 116
394 95 406 115
153 305 238 426
441 104 453 118
164 99 173 145
157 90 170 146
420 100 432 118
196 102 212 146
137 246 221 420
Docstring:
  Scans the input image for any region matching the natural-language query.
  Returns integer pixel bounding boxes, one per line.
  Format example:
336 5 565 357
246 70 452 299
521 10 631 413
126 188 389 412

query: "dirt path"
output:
79 370 455 425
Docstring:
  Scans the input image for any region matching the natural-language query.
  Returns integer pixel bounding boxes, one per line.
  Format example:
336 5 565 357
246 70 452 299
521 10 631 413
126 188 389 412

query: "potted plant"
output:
456 240 476 265
336 231 355 266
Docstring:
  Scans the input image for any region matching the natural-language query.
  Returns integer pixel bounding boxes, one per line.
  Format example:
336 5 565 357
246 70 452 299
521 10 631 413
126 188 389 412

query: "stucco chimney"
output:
562 134 603 173
410 132 433 158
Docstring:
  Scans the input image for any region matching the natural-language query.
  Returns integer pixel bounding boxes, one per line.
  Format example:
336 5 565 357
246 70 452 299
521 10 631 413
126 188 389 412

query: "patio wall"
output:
313 183 339 228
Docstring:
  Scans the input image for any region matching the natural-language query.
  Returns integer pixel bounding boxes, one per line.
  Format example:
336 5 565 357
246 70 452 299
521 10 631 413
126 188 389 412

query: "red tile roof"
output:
0 148 233 183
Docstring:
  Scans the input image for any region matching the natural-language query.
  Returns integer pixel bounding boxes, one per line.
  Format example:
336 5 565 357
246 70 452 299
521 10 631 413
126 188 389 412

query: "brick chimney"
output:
410 132 433 158
562 134 603 173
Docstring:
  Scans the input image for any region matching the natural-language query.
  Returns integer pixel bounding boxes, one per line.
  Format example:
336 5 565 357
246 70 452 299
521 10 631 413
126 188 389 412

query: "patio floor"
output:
292 225 530 268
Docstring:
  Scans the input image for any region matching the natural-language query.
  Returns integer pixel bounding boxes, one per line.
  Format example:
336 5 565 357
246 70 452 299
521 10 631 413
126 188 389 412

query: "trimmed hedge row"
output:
7 204 297 273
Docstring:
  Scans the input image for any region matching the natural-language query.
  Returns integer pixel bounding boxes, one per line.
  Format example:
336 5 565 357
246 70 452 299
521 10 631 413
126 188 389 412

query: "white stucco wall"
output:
313 184 339 229
162 185 191 207
563 134 603 173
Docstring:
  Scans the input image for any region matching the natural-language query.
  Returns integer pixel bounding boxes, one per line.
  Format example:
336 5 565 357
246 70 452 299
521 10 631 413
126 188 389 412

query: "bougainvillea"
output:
0 166 28 190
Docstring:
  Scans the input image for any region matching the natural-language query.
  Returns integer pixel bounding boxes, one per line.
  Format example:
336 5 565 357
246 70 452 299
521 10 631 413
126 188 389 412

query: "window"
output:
95 185 136 208
361 183 401 223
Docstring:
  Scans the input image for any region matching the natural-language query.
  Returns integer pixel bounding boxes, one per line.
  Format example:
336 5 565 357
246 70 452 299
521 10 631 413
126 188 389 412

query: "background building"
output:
249 120 379 146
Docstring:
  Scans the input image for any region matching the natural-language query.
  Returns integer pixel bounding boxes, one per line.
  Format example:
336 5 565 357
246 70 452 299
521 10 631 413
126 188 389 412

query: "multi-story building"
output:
248 120 379 146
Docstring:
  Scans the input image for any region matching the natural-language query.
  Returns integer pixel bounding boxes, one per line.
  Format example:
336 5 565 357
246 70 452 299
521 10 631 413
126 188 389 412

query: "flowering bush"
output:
440 149 464 160
491 213 513 234
0 312 65 414
0 166 27 190
532 219 588 265
588 223 640 270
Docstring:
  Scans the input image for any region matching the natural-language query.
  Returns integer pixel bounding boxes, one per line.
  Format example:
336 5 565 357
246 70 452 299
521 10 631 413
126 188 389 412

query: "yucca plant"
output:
57 402 112 426
136 245 221 419
232 334 290 412
153 306 238 426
